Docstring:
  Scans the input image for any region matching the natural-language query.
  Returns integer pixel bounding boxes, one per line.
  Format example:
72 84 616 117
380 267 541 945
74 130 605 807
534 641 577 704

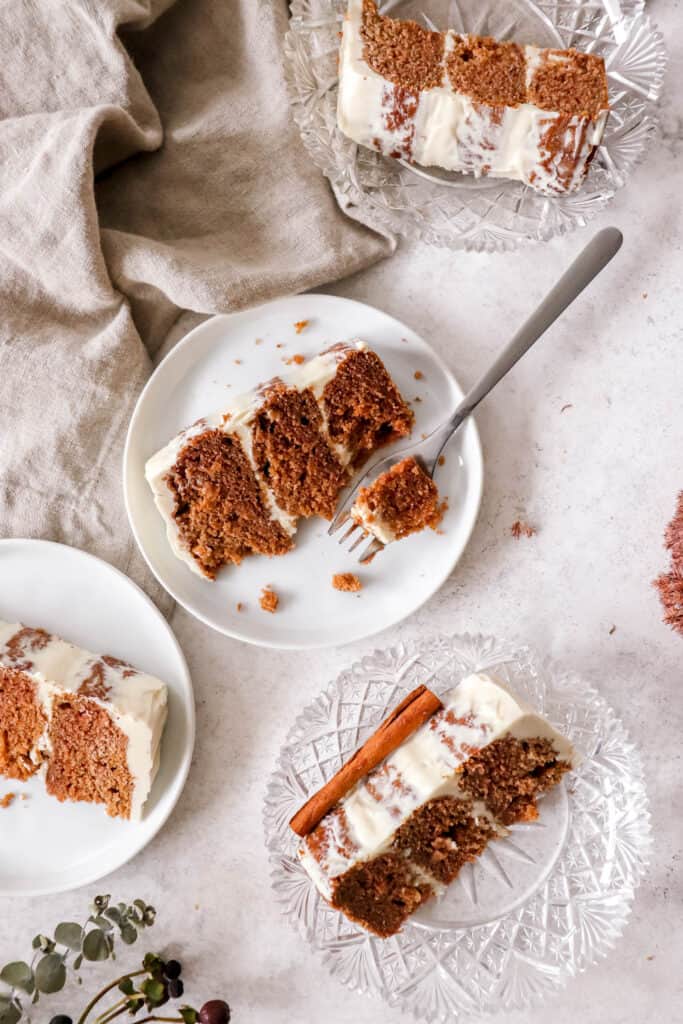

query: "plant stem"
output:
96 1006 129 1024
76 969 145 1024
134 1018 184 1023
94 996 127 1024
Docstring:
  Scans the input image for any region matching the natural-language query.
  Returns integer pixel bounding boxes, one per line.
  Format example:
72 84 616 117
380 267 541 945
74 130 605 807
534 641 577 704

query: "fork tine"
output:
339 521 359 545
348 529 369 553
328 509 350 537
359 537 383 564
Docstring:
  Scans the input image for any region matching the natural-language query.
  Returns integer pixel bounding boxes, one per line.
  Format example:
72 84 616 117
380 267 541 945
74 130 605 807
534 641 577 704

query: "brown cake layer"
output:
251 383 347 519
393 795 495 885
322 348 414 465
46 695 134 819
0 668 46 781
459 735 570 825
360 0 608 118
355 456 444 540
330 851 431 938
166 428 294 579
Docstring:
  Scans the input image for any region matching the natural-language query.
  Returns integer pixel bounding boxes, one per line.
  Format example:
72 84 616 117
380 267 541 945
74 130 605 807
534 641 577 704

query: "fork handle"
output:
442 227 623 439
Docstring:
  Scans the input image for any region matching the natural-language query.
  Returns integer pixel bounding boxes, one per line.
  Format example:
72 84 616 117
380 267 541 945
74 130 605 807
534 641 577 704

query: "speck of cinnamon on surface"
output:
294 320 309 334
414 370 424 380
255 337 263 345
234 359 242 365
609 624 616 635
236 602 244 612
332 572 362 593
0 793 16 809
260 586 279 613
276 343 284 349
284 353 306 366
438 455 445 467
511 520 537 539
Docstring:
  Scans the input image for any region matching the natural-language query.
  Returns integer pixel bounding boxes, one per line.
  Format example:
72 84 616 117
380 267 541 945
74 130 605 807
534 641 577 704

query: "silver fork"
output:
330 226 623 563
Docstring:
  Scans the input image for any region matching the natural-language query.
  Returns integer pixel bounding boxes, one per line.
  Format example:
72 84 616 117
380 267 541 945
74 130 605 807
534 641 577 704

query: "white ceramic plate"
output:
0 539 195 896
124 294 483 649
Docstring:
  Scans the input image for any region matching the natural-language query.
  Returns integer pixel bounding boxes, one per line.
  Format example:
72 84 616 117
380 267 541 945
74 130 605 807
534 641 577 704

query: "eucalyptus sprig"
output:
0 896 230 1024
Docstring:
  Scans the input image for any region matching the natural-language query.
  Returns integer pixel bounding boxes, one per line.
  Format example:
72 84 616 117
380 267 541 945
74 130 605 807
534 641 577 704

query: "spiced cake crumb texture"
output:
146 342 414 580
511 519 537 539
332 573 362 592
352 456 445 543
295 673 574 937
338 0 609 194
260 587 279 613
654 491 683 636
0 621 168 820
0 792 16 809
294 320 309 334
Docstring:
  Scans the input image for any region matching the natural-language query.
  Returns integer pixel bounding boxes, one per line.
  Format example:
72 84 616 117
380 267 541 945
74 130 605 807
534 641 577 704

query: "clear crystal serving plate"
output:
263 634 651 1021
284 0 667 251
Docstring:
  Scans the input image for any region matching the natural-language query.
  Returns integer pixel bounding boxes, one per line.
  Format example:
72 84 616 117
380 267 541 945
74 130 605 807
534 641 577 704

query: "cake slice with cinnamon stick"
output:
291 675 574 937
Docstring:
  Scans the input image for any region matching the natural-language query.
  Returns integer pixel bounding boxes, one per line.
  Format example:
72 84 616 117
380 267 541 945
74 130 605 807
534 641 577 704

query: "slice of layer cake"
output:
338 0 609 194
146 341 413 579
351 456 445 544
291 675 574 937
0 622 168 820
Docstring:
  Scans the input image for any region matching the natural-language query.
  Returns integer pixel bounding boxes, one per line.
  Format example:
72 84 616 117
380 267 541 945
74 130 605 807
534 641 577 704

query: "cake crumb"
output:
609 624 616 635
437 455 445 467
234 359 242 365
255 337 263 345
560 403 573 413
333 573 362 593
276 343 284 349
236 602 244 612
414 370 424 380
511 520 536 539
260 587 279 613
642 292 648 300
0 793 16 809
413 396 422 403
284 353 306 366
294 320 309 334
654 490 683 636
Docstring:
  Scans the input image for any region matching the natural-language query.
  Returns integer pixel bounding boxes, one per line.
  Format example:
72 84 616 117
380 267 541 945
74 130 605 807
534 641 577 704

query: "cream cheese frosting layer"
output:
0 621 168 820
145 340 367 577
299 672 574 899
337 0 608 194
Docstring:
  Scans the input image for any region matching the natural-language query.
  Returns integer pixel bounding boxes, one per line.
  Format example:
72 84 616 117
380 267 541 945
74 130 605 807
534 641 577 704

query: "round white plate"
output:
0 539 195 896
124 294 483 649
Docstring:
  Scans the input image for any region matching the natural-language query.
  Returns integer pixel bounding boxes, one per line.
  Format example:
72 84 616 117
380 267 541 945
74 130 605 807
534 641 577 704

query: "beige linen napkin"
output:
0 0 391 613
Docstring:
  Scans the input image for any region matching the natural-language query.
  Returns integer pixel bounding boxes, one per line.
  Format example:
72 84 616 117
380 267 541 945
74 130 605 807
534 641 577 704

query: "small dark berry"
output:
49 1017 73 1024
168 978 184 999
164 959 182 980
199 1000 231 1024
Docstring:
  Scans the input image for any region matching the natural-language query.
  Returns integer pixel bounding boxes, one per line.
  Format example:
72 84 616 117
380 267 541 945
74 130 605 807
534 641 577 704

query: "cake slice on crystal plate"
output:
338 0 610 194
290 674 575 937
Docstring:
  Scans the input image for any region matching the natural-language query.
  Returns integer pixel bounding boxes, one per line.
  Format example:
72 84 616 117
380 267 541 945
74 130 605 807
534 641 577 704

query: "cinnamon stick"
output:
289 684 442 837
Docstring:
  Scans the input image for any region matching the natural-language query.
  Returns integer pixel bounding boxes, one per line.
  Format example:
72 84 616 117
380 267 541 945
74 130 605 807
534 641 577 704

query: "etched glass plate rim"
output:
284 0 668 252
263 633 652 1021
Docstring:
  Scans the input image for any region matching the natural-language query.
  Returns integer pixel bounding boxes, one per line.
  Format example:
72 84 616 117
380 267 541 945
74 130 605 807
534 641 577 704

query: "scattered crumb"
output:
332 572 362 593
560 403 573 413
276 343 284 349
260 586 279 613
654 491 683 636
401 337 409 343
284 353 306 366
642 292 648 300
646 955 655 961
511 520 537 539
421 432 427 440
236 602 244 612
413 396 422 403
194 903 200 910
294 320 309 334
437 455 445 467
0 793 16 809
414 370 424 380
609 624 616 635
234 359 242 365
255 337 263 346
221 412 231 426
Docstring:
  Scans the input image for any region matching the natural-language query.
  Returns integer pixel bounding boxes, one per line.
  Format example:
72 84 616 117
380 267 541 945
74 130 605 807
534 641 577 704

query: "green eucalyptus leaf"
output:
91 915 113 932
34 954 66 994
93 894 111 913
118 977 135 996
104 907 123 926
0 999 22 1024
82 929 109 962
142 953 163 973
141 977 166 1006
0 961 33 993
72 954 83 971
180 1007 199 1024
120 924 137 945
54 922 84 951
32 936 54 954
133 899 147 914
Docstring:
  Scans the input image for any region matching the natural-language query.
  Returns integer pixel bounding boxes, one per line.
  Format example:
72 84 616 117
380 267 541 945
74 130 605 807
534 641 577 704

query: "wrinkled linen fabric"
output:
0 0 391 612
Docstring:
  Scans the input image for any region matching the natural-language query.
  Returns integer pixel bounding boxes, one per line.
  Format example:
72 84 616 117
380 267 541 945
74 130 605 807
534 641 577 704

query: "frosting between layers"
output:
299 672 574 899
337 0 609 194
145 341 367 577
0 621 168 820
